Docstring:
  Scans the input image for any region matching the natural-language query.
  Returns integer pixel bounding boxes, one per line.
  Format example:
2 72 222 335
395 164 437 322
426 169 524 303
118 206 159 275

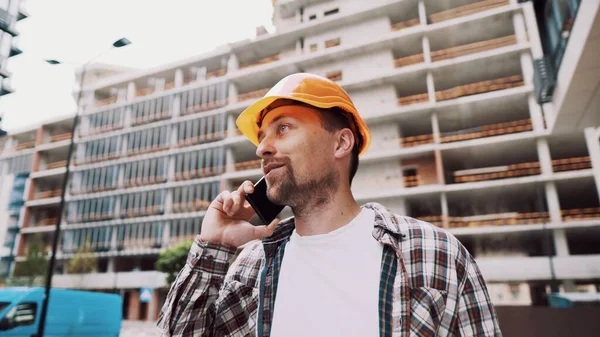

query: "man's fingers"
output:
238 180 255 196
220 190 232 213
252 218 280 240
229 191 243 215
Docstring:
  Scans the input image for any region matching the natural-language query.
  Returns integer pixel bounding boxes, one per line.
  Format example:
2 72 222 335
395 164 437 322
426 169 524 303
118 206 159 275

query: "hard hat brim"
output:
236 95 371 155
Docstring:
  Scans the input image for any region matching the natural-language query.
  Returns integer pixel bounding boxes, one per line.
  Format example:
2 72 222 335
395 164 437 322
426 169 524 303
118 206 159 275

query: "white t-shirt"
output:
270 208 383 337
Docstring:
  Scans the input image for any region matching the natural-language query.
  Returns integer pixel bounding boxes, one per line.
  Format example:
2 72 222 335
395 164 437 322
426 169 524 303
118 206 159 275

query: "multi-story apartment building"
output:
1 0 598 321
0 0 27 133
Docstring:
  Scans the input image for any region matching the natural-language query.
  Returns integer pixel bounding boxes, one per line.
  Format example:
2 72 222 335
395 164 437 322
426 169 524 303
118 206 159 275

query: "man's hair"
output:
317 107 361 185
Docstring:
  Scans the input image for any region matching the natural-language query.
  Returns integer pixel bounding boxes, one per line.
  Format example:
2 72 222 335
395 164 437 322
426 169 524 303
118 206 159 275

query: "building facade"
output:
0 0 27 131
1 0 599 321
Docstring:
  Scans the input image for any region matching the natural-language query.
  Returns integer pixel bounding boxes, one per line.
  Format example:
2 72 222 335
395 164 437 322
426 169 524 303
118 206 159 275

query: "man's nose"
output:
256 135 275 159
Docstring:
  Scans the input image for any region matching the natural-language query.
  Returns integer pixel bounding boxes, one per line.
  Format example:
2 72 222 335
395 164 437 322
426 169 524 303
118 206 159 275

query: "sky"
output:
0 0 275 131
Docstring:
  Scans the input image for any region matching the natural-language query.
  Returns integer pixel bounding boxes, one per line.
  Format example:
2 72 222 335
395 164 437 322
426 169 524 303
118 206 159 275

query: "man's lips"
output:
263 162 285 176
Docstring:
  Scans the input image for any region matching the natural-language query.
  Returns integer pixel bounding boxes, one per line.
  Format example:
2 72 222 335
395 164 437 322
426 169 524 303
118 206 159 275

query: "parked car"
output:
0 287 122 336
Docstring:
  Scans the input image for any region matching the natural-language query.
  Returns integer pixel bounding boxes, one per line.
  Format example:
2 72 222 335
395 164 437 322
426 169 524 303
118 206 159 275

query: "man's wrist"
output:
187 236 238 274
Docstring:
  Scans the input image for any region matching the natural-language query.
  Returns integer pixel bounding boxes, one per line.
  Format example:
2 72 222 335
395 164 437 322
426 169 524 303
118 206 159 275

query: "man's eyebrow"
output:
257 115 288 141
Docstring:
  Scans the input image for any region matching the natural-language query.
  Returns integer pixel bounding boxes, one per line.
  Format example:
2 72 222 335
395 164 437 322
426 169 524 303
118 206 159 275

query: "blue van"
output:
0 287 122 336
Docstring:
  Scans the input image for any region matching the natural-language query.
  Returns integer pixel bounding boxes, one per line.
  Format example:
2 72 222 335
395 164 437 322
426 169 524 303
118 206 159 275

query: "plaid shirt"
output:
157 202 502 336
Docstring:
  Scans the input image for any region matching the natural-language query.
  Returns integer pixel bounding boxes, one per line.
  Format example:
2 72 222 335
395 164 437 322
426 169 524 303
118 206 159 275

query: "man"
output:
157 73 502 336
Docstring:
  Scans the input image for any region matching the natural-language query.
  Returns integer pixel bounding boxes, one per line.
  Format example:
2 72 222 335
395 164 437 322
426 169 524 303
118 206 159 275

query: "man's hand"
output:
199 180 280 247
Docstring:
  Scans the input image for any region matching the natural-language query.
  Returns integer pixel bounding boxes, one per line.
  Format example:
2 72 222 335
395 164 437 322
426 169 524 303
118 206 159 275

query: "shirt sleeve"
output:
456 254 503 336
156 236 237 337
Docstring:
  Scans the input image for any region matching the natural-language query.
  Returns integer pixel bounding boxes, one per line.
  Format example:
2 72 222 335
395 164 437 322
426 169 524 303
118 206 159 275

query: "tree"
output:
155 240 194 286
12 234 48 286
66 245 97 274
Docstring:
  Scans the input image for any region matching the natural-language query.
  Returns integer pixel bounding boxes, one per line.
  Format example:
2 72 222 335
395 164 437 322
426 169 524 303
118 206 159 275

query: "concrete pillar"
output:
528 96 546 132
227 54 239 73
545 182 562 224
227 115 237 138
422 36 432 64
127 82 136 101
418 0 427 26
226 148 235 173
35 126 45 146
127 290 140 320
107 256 115 273
228 83 238 104
553 228 569 256
431 112 440 144
440 192 449 228
110 226 119 251
426 72 436 103
162 222 171 248
512 12 528 44
168 155 176 181
584 127 600 201
165 189 173 214
147 290 160 321
174 69 183 88
520 52 534 86
536 138 553 176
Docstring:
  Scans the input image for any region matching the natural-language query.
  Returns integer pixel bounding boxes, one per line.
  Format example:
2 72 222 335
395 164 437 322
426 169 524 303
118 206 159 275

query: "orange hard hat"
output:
235 73 371 155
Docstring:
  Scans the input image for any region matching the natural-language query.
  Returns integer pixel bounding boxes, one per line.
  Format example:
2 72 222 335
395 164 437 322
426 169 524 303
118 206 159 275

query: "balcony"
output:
440 119 533 144
448 211 551 228
172 200 210 213
234 159 261 171
436 75 524 102
561 208 600 222
45 160 67 170
174 165 224 181
431 35 517 63
237 88 270 102
49 132 72 143
451 161 541 184
15 141 35 151
239 54 281 70
428 0 510 24
95 96 117 107
390 18 420 32
33 189 62 200
552 156 591 173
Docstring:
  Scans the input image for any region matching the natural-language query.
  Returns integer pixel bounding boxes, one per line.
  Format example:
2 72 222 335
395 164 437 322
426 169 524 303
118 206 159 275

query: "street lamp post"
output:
36 37 131 337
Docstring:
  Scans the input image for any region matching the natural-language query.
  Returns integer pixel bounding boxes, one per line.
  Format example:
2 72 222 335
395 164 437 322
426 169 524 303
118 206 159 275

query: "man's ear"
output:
333 128 355 159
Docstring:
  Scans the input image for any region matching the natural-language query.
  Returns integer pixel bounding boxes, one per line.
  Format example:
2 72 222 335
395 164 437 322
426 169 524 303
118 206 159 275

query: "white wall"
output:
347 85 398 119
304 16 391 54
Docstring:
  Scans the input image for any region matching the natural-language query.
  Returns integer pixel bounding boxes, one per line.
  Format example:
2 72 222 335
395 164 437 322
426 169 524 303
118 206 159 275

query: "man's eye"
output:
279 125 289 133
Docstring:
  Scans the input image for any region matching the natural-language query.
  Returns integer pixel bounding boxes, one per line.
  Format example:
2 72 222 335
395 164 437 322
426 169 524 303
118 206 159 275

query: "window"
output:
69 197 115 223
87 108 123 135
309 14 317 20
169 218 202 245
79 136 121 164
172 182 220 213
174 147 225 180
325 38 341 48
180 82 229 116
123 158 168 187
127 126 169 155
130 96 173 126
73 166 118 193
120 190 165 218
176 114 226 147
116 222 163 250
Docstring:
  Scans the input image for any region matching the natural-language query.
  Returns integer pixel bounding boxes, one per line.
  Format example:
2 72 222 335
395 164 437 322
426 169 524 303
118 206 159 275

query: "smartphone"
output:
245 176 285 225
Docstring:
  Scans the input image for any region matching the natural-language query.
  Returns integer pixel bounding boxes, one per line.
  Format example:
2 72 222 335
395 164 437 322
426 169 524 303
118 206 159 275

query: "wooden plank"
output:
390 18 420 31
431 35 516 62
429 0 509 23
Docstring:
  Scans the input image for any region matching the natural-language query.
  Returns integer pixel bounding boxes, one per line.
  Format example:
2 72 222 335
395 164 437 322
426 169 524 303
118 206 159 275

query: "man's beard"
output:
266 159 339 213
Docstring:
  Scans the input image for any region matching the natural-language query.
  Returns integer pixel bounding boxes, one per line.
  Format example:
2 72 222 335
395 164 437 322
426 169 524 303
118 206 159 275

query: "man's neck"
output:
292 187 361 236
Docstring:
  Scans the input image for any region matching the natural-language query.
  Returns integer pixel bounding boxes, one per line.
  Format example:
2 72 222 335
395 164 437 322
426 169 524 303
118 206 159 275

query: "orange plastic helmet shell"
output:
235 73 371 155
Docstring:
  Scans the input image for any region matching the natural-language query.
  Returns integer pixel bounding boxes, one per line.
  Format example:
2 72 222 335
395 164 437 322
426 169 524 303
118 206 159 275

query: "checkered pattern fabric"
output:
157 202 502 336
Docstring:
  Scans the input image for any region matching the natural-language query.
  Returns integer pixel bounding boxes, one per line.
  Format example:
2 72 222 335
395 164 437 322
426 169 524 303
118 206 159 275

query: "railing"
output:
123 176 167 188
87 124 123 136
400 134 434 147
172 200 210 213
34 189 62 200
390 18 420 31
561 208 600 221
46 160 67 170
326 70 343 82
174 166 224 181
136 87 154 97
76 153 120 165
238 88 270 102
120 206 163 218
127 144 169 157
183 99 228 116
177 131 225 148
234 159 261 171
398 93 429 106
448 211 550 228
429 0 509 24
36 218 57 227
394 54 425 68
552 156 591 172
15 141 35 150
239 54 281 70
453 161 541 183
436 75 524 101
96 97 117 107
440 119 532 143
49 132 72 143
354 175 425 189
325 38 341 48
431 35 517 62
206 68 227 79
132 110 171 126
